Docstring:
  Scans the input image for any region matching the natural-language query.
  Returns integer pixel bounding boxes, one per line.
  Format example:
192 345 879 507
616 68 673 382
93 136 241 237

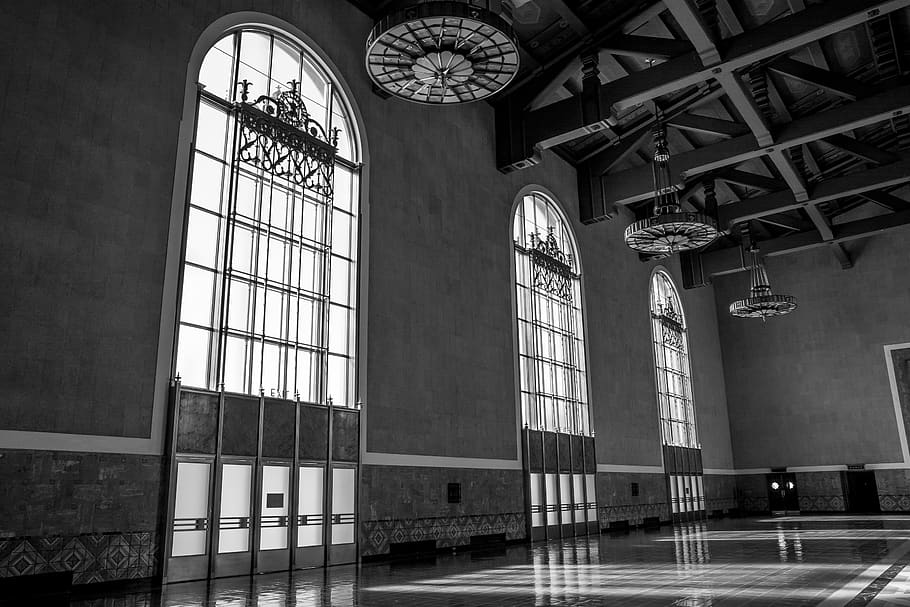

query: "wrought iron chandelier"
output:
729 244 798 321
365 1 520 104
624 111 719 255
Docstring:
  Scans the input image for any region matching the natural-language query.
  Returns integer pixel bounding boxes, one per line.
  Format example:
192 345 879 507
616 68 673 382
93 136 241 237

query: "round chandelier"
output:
729 245 798 321
365 1 520 104
624 114 719 255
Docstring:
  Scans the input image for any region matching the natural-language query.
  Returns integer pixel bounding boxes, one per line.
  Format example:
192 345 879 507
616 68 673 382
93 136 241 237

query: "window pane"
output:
294 349 316 402
330 257 351 305
185 208 220 269
238 31 271 96
176 325 211 388
327 355 347 406
227 279 251 331
333 166 353 214
271 38 300 93
223 336 248 393
332 211 351 258
196 102 228 159
180 265 215 327
234 174 258 219
231 227 254 274
190 154 225 213
328 304 348 355
199 36 234 100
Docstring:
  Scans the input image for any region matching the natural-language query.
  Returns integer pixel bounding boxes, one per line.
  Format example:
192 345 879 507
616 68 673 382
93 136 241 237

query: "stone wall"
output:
596 472 669 526
0 450 162 583
359 465 525 557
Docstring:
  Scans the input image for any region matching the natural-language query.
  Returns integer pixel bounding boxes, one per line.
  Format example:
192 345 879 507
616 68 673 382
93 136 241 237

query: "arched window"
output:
649 271 697 448
513 192 590 435
174 28 360 407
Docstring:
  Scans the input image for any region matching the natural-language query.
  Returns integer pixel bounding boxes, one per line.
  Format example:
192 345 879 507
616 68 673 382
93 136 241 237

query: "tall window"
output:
649 271 697 448
175 29 360 407
513 192 590 435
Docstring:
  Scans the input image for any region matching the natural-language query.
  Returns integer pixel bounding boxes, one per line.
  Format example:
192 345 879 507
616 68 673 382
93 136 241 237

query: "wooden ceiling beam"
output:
596 85 910 206
767 57 868 101
498 0 910 171
666 113 750 138
601 35 693 60
821 133 900 165
701 209 910 277
859 190 910 210
718 170 787 192
717 155 910 227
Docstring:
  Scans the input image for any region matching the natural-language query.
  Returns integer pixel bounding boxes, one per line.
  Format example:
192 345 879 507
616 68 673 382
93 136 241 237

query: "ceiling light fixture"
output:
624 109 720 255
366 1 520 104
729 244 798 321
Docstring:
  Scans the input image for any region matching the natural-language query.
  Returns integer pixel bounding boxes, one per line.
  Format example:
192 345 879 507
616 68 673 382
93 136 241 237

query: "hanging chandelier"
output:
729 244 798 321
365 1 520 104
624 112 719 255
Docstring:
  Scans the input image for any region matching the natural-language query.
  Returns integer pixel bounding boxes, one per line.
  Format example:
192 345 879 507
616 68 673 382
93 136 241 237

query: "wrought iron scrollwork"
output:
234 80 339 197
653 299 685 348
529 228 578 301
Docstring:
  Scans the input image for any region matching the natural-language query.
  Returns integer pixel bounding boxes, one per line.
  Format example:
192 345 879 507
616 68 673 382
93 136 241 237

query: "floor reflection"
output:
64 515 910 607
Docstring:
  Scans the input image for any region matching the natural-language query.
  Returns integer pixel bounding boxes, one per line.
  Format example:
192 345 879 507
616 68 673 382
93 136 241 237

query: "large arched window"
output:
513 192 590 435
174 28 360 407
649 271 697 448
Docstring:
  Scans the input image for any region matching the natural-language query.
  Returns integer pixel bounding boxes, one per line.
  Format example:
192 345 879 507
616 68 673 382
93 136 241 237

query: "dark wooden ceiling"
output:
347 0 910 282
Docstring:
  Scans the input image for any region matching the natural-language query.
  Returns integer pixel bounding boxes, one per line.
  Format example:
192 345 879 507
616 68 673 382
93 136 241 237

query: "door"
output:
167 459 213 582
212 460 254 577
257 463 292 573
843 471 881 513
767 473 799 514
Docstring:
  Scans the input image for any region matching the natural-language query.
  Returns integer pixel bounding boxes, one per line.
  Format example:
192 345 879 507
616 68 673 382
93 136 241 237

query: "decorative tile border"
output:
598 502 669 527
360 512 526 557
0 531 157 584
879 494 910 511
741 496 770 513
799 495 845 512
706 497 738 512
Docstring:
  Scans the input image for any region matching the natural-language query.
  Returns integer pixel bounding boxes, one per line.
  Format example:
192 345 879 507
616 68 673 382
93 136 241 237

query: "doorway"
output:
766 473 799 515
842 471 881 513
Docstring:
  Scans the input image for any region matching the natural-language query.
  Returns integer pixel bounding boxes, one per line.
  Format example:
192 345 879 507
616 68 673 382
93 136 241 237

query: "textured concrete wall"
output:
359 465 524 556
714 230 910 468
0 449 162 583
596 472 669 525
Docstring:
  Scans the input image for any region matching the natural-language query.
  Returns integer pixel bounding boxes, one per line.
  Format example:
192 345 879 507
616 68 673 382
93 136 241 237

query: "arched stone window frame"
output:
152 13 370 444
510 186 592 437
649 267 699 449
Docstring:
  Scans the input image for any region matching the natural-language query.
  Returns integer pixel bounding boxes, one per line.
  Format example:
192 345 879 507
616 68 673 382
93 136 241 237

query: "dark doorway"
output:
767 473 799 514
842 471 881 513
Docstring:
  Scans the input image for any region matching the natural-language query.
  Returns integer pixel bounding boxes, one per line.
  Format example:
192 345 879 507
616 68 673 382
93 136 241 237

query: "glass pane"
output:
327 355 347 406
260 465 289 551
332 211 351 258
300 59 328 122
219 463 252 554
190 154 225 213
331 468 355 545
333 166 353 214
529 473 544 527
298 467 324 547
294 349 316 402
185 208 220 269
330 257 350 306
223 336 248 394
271 38 300 93
196 102 228 159
176 325 211 389
199 36 234 99
235 173 258 219
180 265 215 327
172 461 210 557
262 342 283 397
328 305 349 355
231 227 254 274
238 31 271 97
227 279 251 331
300 198 324 243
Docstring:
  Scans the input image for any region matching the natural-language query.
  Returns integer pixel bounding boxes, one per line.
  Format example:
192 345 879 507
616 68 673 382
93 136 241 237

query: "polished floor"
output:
63 515 910 606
